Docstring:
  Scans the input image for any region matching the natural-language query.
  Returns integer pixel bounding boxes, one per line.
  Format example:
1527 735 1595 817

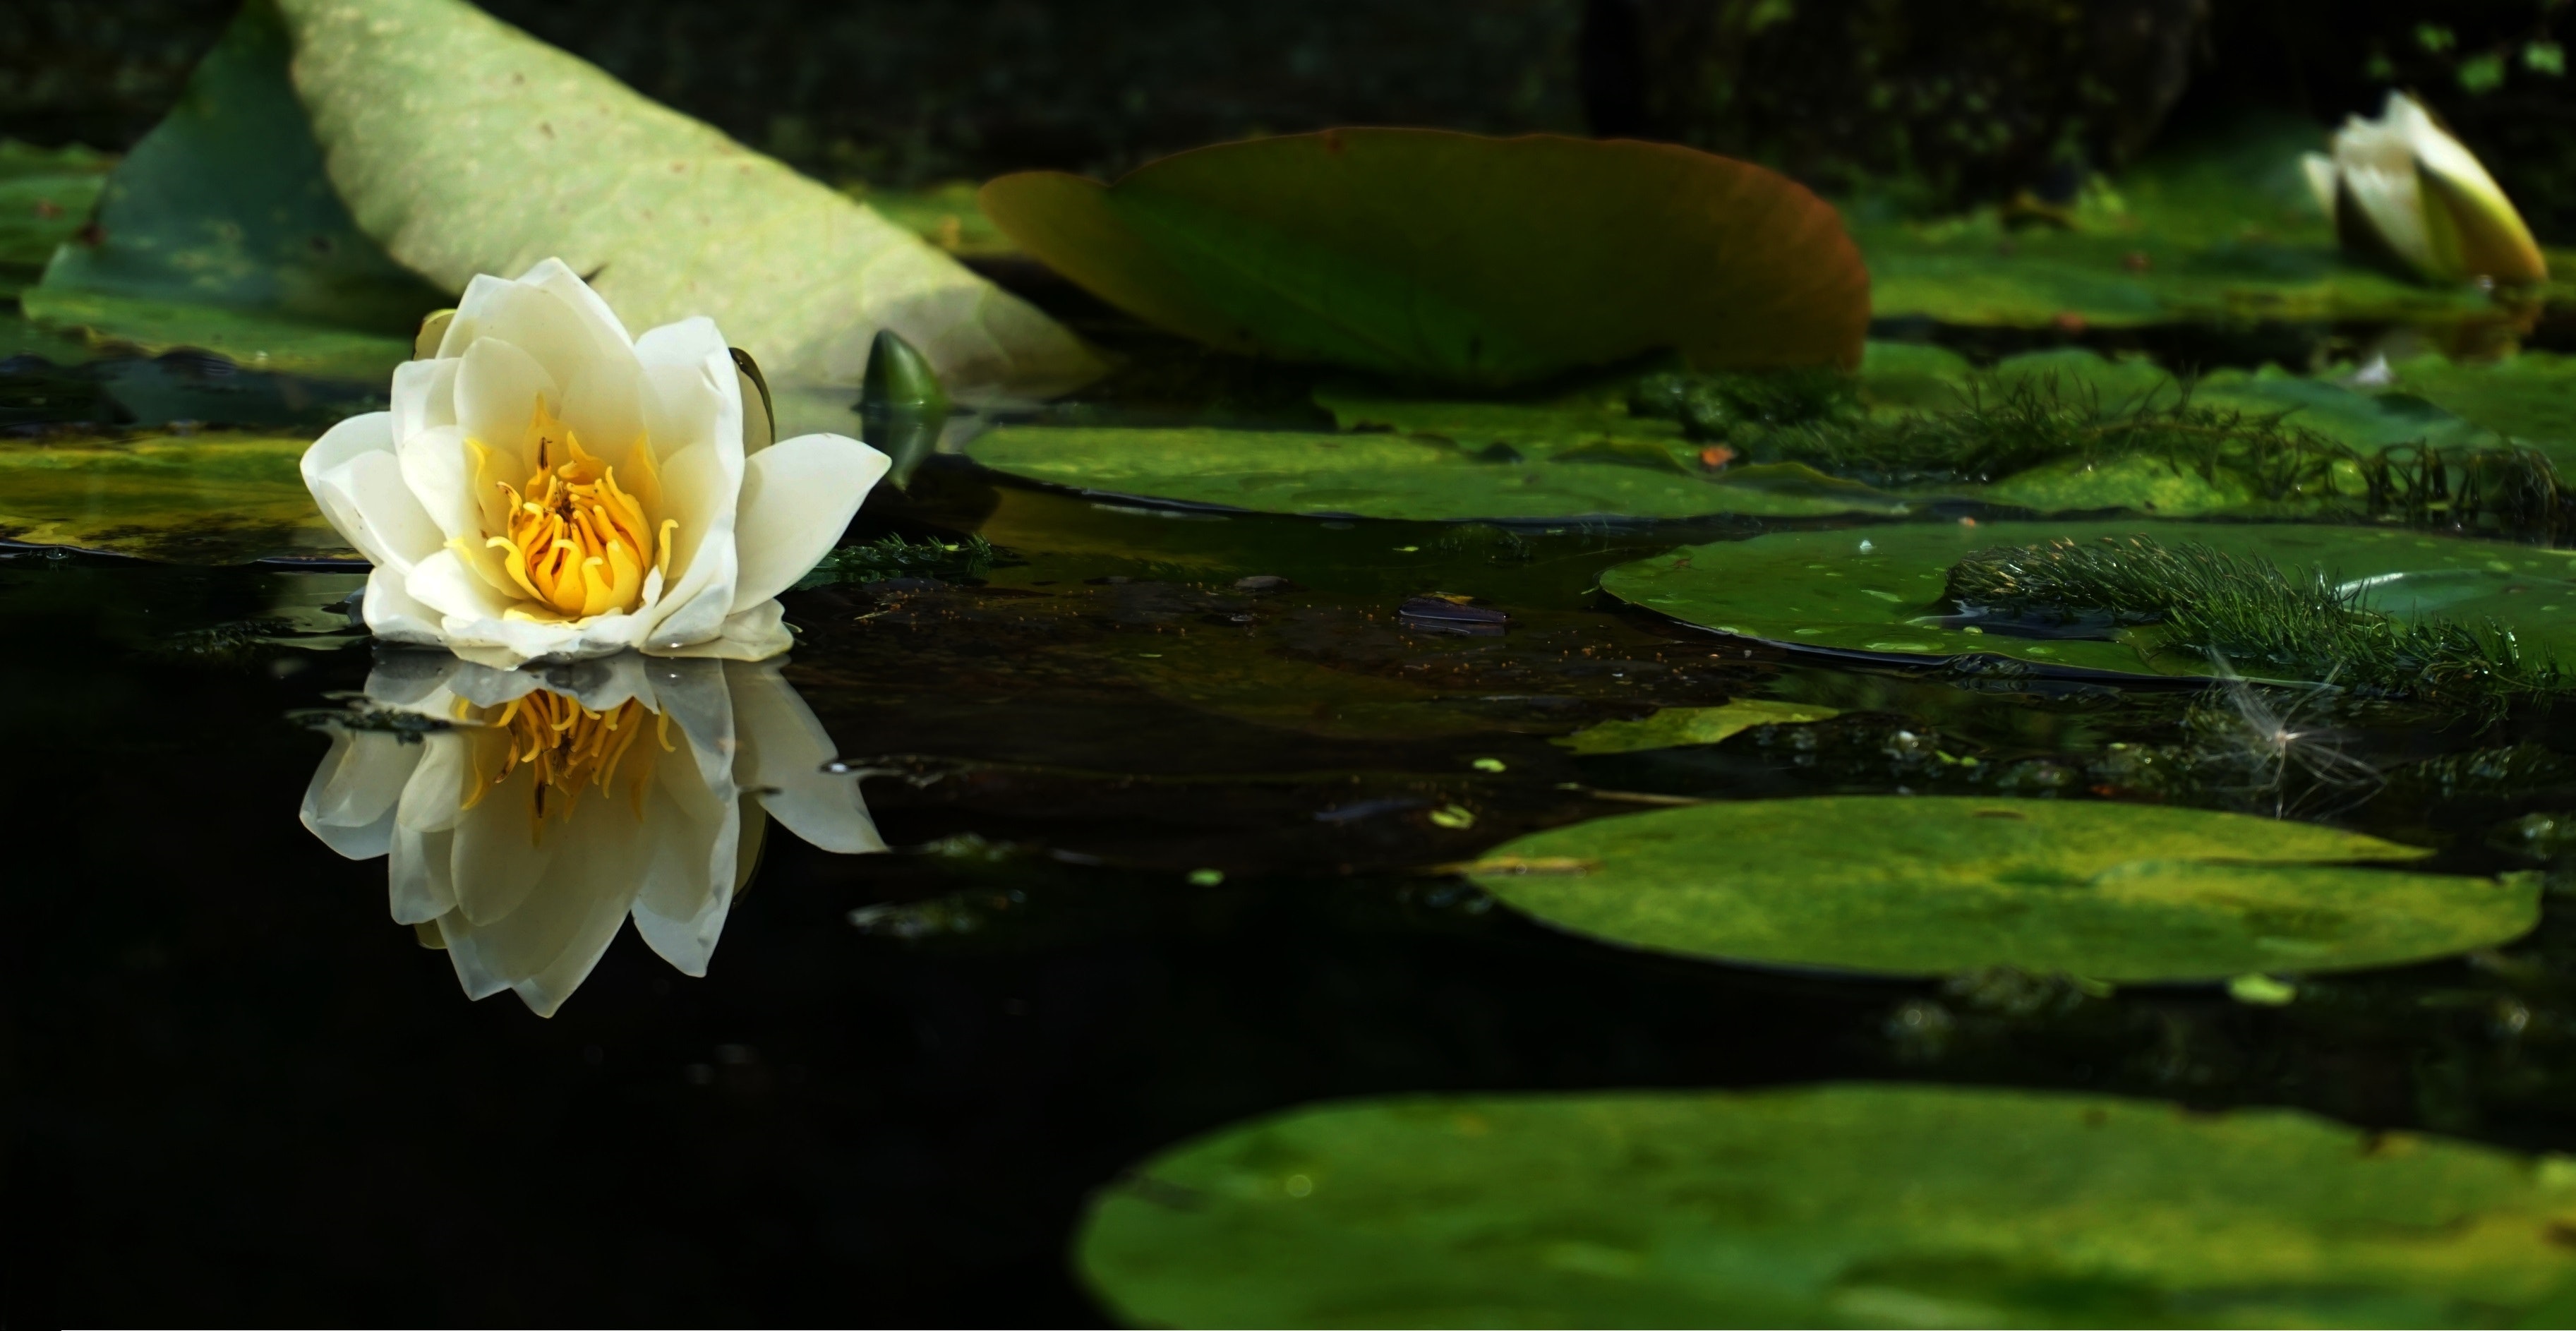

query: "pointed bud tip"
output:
860 329 950 416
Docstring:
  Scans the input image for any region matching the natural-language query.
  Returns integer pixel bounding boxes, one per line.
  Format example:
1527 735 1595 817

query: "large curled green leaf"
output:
1858 117 2505 328
25 0 438 379
1078 1083 2576 1328
1601 520 2576 676
0 433 348 562
258 0 1100 396
965 424 1910 522
1468 796 2530 981
0 142 112 299
981 130 1868 388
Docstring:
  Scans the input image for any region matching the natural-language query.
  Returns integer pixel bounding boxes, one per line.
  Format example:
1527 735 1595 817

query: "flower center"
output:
478 400 674 619
461 689 675 835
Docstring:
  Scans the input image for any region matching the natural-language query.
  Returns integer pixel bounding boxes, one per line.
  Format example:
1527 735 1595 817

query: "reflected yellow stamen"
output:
460 688 663 838
472 399 663 620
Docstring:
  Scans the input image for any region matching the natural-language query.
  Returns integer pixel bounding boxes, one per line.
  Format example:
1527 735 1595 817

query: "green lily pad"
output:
1079 1083 2576 1329
1859 117 2505 329
1467 796 2531 981
981 129 1868 387
0 433 348 562
1601 519 2576 677
271 0 1099 395
1551 700 1840 755
16 289 418 382
0 140 112 298
2387 351 2576 466
29 0 445 380
966 424 1912 522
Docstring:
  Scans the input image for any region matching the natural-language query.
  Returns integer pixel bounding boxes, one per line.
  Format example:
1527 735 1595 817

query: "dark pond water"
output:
11 311 2576 1325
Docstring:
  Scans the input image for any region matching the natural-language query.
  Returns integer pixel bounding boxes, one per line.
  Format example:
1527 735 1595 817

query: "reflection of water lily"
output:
300 651 882 1016
2302 92 2547 286
302 259 889 669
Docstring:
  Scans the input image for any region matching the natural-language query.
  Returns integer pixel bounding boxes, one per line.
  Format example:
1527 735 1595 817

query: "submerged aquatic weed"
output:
2182 660 2388 817
795 533 1004 588
1942 535 2569 706
1627 368 1863 441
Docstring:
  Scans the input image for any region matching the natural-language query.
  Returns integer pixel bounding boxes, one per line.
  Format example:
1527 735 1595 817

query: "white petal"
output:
390 356 459 443
728 660 886 853
298 729 422 860
514 257 637 354
395 423 483 547
405 546 519 625
319 446 446 574
300 413 420 567
636 316 731 371
454 336 561 476
728 434 890 613
628 774 740 977
447 771 556 926
447 804 649 1016
389 825 457 925
646 599 791 661
636 441 741 649
558 339 650 476
2301 152 2337 220
361 566 449 648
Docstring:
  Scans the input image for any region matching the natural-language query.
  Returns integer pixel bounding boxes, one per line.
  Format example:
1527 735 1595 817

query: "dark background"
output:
4 0 2574 232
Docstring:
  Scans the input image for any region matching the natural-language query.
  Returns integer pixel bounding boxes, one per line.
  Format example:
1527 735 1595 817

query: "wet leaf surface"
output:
1080 1083 2576 1328
0 433 350 561
1469 795 2534 981
1601 519 2576 677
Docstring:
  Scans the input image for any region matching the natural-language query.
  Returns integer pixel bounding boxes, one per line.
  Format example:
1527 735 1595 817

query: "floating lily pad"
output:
0 141 112 298
967 423 1912 522
0 433 348 562
29 0 443 380
1551 700 1840 755
272 0 1099 395
982 129 1867 387
1860 118 2505 328
1601 519 2576 676
1079 1082 2576 1328
1467 796 2531 981
2388 351 2576 466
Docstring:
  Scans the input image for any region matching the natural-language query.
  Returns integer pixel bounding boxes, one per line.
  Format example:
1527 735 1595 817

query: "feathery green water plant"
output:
1944 535 2569 705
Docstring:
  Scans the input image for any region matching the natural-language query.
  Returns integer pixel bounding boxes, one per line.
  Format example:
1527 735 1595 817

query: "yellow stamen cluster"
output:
478 402 675 620
462 689 678 836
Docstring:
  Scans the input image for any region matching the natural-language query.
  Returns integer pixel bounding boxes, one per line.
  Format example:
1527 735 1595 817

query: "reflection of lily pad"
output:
1079 1082 2576 1328
30 0 444 380
1551 700 1838 755
1468 796 2530 980
966 425 1910 522
0 434 348 562
1601 519 2576 677
982 129 1867 387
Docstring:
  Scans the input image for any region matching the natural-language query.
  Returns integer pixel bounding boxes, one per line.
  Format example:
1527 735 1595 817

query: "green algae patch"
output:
1551 699 1841 755
0 433 349 562
1467 796 2531 982
1600 520 2576 678
1079 1082 2576 1327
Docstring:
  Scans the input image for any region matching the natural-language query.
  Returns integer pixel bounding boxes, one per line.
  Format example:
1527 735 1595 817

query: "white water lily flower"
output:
299 651 885 1016
2302 92 2548 286
301 258 890 669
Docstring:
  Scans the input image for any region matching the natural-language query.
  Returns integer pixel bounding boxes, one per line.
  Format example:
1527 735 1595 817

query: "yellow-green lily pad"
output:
1080 1082 2576 1327
1551 700 1840 755
1467 796 2532 981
